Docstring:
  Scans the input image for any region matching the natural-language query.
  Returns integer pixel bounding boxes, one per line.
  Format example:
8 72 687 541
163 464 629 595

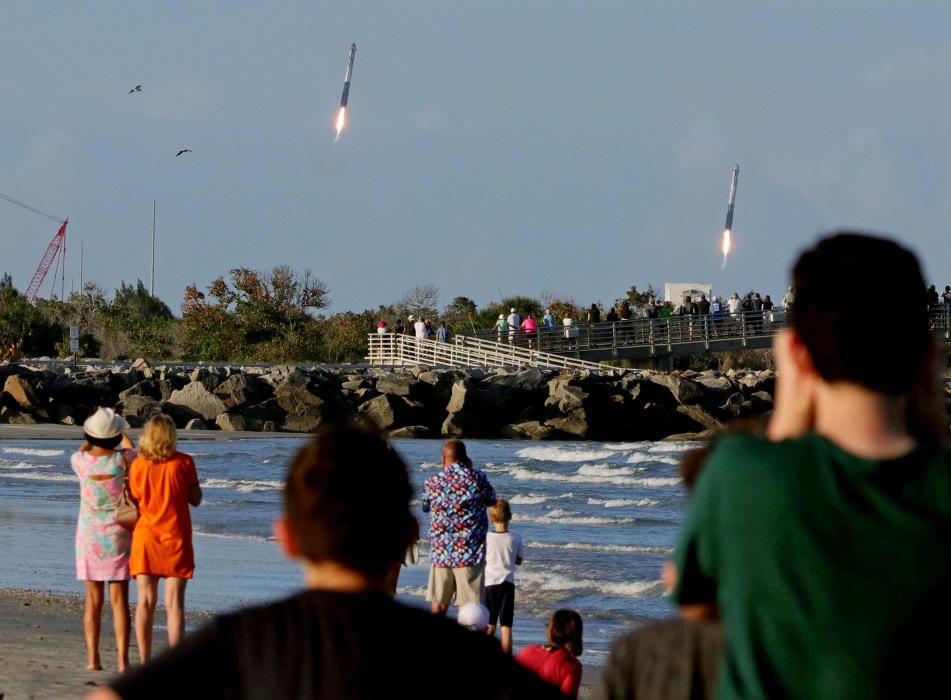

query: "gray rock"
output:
214 374 271 409
117 395 161 419
283 406 327 433
501 421 558 440
168 382 228 421
3 375 41 411
190 367 227 392
375 372 428 400
648 374 707 405
184 418 209 430
388 425 435 439
161 401 204 428
676 404 724 431
119 380 163 401
216 413 249 431
358 394 418 431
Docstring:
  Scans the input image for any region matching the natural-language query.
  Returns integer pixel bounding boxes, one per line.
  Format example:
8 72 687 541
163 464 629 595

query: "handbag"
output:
115 453 139 531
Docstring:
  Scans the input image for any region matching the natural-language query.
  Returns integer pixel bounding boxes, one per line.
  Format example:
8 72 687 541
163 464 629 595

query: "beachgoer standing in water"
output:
128 415 202 662
72 407 136 672
484 499 524 654
423 439 496 616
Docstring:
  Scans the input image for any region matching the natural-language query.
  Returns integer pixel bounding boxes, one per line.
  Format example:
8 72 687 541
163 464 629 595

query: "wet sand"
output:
0 587 208 700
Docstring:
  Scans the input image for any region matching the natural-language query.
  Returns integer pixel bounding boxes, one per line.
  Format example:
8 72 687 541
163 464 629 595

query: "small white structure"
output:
664 282 713 304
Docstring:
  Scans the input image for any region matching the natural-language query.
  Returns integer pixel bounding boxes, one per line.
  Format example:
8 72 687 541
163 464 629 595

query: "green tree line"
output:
0 269 660 364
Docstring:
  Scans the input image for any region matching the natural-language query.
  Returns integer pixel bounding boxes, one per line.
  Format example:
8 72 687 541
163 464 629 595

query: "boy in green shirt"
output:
672 232 949 699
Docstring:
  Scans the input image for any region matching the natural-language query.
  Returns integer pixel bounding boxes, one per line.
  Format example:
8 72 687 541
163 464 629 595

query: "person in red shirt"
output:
515 609 583 698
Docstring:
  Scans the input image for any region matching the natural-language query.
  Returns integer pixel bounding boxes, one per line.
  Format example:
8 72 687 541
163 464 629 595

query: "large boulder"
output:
358 394 421 431
634 403 704 440
119 380 163 402
648 374 707 405
189 367 227 392
216 412 250 432
282 405 331 433
168 382 228 421
214 374 272 409
545 378 588 414
375 372 430 401
388 425 435 439
3 375 40 411
501 421 559 440
116 395 162 427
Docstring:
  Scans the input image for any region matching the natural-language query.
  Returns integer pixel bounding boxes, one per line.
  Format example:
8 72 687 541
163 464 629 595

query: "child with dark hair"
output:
93 425 559 700
484 498 524 654
516 610 584 698
670 232 951 699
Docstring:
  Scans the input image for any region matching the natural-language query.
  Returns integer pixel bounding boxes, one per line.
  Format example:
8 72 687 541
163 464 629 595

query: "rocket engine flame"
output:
721 229 731 268
334 107 347 141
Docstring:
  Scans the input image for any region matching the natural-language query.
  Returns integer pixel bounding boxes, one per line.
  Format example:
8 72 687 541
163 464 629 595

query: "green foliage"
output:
442 296 478 332
318 310 377 363
0 285 62 358
624 284 658 308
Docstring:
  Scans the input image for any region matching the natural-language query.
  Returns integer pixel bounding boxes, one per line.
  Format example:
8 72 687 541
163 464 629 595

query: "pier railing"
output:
369 306 951 368
366 332 612 371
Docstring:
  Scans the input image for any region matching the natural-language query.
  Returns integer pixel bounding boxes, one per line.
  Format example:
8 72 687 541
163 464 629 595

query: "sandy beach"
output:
0 587 210 700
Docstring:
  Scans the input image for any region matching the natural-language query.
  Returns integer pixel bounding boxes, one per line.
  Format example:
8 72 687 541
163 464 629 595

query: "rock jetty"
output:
0 361 801 441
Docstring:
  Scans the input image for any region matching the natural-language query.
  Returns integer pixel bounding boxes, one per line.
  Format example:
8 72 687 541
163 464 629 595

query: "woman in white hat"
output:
71 406 136 671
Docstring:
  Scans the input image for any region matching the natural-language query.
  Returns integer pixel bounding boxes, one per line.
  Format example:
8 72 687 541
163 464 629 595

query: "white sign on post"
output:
70 337 80 353
69 325 80 339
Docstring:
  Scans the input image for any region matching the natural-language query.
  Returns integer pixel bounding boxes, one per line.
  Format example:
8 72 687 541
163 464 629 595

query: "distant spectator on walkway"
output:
782 286 795 308
752 293 763 311
506 308 520 345
943 285 951 304
423 440 496 616
587 304 601 323
927 285 939 305
670 232 950 699
605 306 619 323
677 296 696 316
494 314 509 343
542 308 555 330
521 314 537 348
619 301 632 321
376 320 389 334
516 610 584 699
763 294 774 312
393 319 405 335
727 293 741 315
563 311 575 340
436 322 448 343
646 298 659 319
424 318 433 338
696 294 711 315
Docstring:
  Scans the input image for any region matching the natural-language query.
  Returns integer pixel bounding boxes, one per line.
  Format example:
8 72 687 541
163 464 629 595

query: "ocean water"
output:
0 438 692 667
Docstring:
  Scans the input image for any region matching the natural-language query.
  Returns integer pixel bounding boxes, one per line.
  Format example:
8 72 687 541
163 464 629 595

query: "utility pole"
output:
79 239 84 293
150 199 156 296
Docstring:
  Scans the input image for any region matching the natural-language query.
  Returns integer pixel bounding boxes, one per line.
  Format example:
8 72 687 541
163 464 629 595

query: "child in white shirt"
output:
484 499 524 654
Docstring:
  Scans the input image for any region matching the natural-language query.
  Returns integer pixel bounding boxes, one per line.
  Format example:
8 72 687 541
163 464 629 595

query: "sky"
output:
2 2 950 315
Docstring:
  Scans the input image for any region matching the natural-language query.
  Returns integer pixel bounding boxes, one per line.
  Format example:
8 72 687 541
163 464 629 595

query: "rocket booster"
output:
340 43 356 107
724 164 739 231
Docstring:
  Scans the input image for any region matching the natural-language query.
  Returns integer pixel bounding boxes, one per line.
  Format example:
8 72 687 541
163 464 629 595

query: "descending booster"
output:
724 164 739 232
340 43 356 108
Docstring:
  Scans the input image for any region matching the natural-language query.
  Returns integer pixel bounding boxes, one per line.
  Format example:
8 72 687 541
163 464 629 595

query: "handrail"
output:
368 306 951 369
366 333 613 371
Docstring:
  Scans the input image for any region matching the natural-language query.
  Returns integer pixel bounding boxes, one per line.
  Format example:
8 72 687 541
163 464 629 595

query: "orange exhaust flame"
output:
334 107 347 141
721 229 731 268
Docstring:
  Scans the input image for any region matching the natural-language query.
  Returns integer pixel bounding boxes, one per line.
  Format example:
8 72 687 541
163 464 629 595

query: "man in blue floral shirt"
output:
423 439 497 615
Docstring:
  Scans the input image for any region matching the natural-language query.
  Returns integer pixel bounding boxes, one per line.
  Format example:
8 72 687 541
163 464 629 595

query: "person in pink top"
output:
520 314 538 349
515 609 584 698
71 407 136 672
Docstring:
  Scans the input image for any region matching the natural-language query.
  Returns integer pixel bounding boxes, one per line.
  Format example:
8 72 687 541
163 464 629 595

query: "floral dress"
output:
72 449 134 581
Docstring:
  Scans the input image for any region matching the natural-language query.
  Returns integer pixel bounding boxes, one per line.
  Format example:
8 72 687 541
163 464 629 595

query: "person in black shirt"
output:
91 426 560 700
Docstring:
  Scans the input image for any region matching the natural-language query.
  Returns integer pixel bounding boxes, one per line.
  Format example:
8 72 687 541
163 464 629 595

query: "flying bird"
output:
128 85 142 94
175 149 193 157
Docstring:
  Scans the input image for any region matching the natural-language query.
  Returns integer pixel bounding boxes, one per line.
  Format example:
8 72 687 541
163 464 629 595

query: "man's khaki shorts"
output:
426 564 485 606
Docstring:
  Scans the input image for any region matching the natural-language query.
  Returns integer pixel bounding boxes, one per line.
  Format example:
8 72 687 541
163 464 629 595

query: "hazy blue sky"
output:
2 2 950 314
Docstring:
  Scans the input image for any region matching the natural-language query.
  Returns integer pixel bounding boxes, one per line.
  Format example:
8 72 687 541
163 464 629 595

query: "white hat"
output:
457 603 489 630
510 307 516 313
498 314 505 320
408 314 416 321
84 407 126 439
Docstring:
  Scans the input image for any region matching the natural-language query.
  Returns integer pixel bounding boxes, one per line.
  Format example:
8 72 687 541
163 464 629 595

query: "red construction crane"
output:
25 219 68 303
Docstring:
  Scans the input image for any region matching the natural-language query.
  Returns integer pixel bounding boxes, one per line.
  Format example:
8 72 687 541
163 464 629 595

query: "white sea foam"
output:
202 477 283 493
519 570 664 598
587 498 660 508
0 470 75 483
508 494 549 505
509 466 681 488
528 541 673 554
625 451 680 465
194 529 273 542
519 508 637 526
0 460 53 470
576 463 641 477
516 447 619 463
1 447 66 457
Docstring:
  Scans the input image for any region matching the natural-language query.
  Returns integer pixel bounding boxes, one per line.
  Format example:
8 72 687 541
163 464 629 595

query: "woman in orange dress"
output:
128 414 202 662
